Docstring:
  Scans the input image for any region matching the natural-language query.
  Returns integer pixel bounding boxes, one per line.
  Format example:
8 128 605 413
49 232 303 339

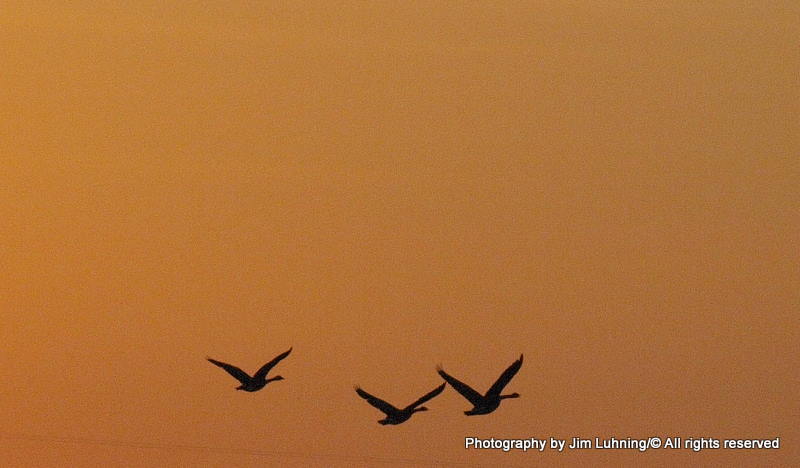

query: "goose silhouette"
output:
207 347 292 392
355 383 446 425
437 354 523 415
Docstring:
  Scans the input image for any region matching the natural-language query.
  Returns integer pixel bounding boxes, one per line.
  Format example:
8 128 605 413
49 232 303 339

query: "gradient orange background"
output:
1 2 797 466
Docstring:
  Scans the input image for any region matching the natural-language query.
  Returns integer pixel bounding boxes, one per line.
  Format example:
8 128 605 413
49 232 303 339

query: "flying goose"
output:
437 354 523 415
355 383 446 425
207 347 292 392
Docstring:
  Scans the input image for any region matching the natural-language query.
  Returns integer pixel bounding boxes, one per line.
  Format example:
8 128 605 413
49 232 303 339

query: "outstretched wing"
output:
253 347 293 380
355 386 399 415
437 366 484 406
207 358 251 384
486 354 523 397
404 383 446 411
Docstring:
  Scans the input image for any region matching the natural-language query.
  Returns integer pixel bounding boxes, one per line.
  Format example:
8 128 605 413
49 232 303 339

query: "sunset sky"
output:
1 1 797 466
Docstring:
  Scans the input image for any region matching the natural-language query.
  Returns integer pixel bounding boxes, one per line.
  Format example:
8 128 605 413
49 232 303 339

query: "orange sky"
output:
1 1 797 466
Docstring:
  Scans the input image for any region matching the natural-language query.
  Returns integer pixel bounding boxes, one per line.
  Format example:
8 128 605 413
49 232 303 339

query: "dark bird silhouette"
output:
207 347 292 392
437 354 523 415
355 383 446 425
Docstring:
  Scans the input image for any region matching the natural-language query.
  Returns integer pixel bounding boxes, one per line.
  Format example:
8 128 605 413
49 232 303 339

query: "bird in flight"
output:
437 354 523 415
207 347 292 392
355 383 446 425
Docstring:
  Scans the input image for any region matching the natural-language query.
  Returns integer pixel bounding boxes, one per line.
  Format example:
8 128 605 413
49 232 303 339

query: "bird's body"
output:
437 354 523 415
355 383 446 425
207 347 292 392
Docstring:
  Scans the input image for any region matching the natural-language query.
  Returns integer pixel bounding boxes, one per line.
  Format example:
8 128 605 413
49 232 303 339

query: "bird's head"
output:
414 406 429 413
501 392 520 399
267 375 285 383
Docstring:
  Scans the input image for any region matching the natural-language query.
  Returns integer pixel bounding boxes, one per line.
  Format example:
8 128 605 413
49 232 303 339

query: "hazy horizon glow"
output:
1 2 797 466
